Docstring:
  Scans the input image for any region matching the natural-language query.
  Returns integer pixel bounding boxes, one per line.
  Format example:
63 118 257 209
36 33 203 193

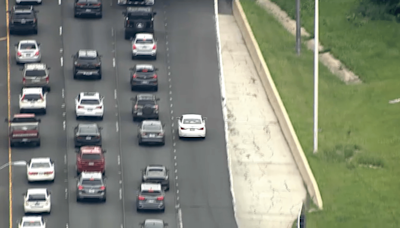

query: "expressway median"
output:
231 0 323 210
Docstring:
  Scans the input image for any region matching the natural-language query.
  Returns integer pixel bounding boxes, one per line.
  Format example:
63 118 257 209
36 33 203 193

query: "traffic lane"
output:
0 1 10 226
62 3 123 228
167 0 237 227
111 3 177 226
9 1 67 227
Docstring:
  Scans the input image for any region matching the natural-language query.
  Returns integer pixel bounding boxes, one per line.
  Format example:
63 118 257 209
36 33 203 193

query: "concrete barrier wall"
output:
232 0 323 209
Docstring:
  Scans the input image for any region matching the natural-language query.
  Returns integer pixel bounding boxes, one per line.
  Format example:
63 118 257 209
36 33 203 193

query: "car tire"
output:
133 116 137 122
43 110 47 115
98 74 102 80
73 74 78 79
37 141 41 147
10 142 14 148
136 208 140 212
160 142 165 146
125 33 130 40
33 29 38 35
153 55 157 60
99 116 103 121
154 86 158 91
98 14 102 19
102 198 106 202
138 141 142 146
76 170 80 176
76 197 80 202
131 86 135 91
131 55 135 60
161 208 165 212
47 87 51 92
165 185 170 191
75 115 79 120
47 210 51 215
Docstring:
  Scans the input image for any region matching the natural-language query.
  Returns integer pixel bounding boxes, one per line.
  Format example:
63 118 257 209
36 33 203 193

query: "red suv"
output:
75 146 106 175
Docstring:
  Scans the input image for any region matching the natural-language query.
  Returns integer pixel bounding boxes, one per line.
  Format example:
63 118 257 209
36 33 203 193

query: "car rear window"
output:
82 179 102 185
14 13 34 19
22 94 42 100
81 99 100 105
137 100 155 105
183 119 201 124
22 221 41 227
11 125 37 131
148 168 163 172
141 190 161 196
25 70 46 77
136 39 153 44
81 154 101 160
78 127 98 135
31 162 50 168
143 124 161 131
20 43 36 49
27 194 46 201
137 68 154 73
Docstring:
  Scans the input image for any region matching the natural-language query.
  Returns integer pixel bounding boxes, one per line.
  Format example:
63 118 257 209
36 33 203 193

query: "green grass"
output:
240 0 400 227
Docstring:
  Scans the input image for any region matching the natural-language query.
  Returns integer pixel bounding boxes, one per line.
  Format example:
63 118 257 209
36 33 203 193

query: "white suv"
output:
19 87 47 114
23 188 51 214
132 33 157 60
75 92 104 120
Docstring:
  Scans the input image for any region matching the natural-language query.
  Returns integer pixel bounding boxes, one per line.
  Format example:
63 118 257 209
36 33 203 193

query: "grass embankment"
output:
240 0 400 227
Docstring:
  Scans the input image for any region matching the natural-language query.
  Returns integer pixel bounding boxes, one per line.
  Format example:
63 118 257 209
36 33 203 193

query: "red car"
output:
75 146 106 175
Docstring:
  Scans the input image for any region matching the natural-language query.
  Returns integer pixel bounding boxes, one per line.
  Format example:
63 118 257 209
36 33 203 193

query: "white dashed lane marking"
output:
60 57 63 67
59 26 62 36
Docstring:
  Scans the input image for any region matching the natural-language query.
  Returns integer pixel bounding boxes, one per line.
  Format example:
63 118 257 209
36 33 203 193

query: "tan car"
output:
22 63 50 92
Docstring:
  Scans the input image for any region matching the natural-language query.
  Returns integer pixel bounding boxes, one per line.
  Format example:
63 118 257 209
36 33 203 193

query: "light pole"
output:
313 0 319 153
0 161 27 170
296 0 301 55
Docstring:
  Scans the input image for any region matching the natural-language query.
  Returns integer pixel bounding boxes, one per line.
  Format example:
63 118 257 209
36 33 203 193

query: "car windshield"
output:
27 194 46 201
31 162 50 168
136 39 153 44
25 70 46 77
22 94 42 101
183 118 201 124
22 221 41 227
137 100 155 105
11 125 37 131
81 99 100 105
14 13 34 19
78 127 98 135
143 124 161 131
81 154 101 160
20 43 36 49
82 179 102 185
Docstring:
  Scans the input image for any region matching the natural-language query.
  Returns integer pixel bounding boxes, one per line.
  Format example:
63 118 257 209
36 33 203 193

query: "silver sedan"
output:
15 40 41 64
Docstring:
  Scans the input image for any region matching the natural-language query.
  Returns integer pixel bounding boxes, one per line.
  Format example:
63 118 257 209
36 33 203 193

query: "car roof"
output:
80 92 100 99
142 120 162 126
137 94 155 100
80 146 102 154
144 219 164 226
19 40 37 44
135 33 154 40
141 183 162 191
30 158 51 163
182 114 202 119
22 216 42 222
24 63 46 70
22 87 43 95
78 50 97 58
27 188 47 195
81 172 102 179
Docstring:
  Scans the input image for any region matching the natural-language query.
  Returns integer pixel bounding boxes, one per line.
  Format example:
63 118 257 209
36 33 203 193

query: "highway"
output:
4 0 238 227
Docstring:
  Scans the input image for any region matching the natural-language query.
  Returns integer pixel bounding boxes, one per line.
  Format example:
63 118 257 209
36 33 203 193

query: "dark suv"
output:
74 123 102 147
9 5 38 35
74 0 102 18
131 94 159 121
130 64 158 91
122 7 156 40
72 50 102 80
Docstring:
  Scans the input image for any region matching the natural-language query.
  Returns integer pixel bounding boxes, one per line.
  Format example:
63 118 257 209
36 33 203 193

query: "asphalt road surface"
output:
3 0 238 227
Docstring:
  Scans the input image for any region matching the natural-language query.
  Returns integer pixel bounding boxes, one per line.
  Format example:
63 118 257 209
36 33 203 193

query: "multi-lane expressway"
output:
0 0 238 227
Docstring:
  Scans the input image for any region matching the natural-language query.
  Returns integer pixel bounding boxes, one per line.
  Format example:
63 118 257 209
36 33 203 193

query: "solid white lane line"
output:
60 57 63 66
59 26 62 36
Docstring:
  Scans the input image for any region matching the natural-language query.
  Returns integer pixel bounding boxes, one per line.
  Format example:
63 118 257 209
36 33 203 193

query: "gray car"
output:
74 123 102 147
139 219 168 228
131 33 157 60
21 63 50 92
137 120 165 146
15 40 41 64
142 165 170 191
76 172 106 202
136 183 165 212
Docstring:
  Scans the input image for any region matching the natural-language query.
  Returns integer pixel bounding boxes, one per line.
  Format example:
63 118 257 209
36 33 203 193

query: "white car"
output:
177 114 207 139
18 216 46 228
132 33 157 60
75 92 104 120
23 188 51 214
19 87 47 114
15 40 41 64
27 158 55 182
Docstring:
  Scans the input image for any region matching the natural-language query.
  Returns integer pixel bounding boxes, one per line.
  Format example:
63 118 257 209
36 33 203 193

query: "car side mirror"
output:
154 68 159 71
14 43 18 46
156 98 160 101
35 10 39 13
129 67 134 71
37 119 41 123
50 159 54 163
22 193 26 196
153 12 157 15
164 223 168 226
102 149 107 153
71 55 75 58
47 67 51 70
37 43 40 46
203 117 207 120
99 127 103 130
162 123 165 127
75 149 79 153
19 67 24 71
122 12 126 15
130 97 135 101
139 223 144 226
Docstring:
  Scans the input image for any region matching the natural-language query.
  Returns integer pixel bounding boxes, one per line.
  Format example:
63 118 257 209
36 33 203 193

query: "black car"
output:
74 0 102 18
74 123 102 147
139 219 168 228
76 172 106 202
122 7 156 40
130 64 158 91
142 165 169 191
9 5 38 35
136 183 165 212
137 120 165 146
72 50 102 80
131 94 159 121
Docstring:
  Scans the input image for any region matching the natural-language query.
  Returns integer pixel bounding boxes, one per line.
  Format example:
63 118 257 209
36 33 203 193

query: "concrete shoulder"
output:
218 14 306 228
